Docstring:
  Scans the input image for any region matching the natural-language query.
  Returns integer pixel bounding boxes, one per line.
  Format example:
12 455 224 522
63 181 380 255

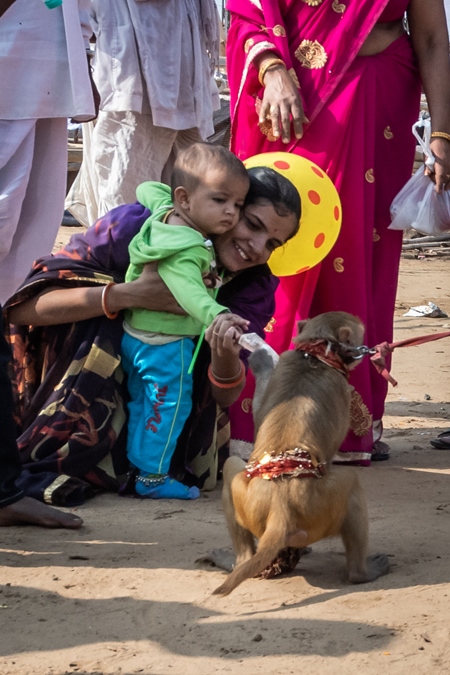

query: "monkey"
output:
213 311 390 596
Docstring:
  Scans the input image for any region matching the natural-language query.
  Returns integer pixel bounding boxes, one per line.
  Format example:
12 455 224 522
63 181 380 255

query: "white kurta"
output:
65 0 221 226
0 0 94 121
0 0 95 303
90 0 219 138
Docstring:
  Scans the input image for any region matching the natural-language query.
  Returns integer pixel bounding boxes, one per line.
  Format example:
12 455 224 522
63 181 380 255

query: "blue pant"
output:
121 333 195 475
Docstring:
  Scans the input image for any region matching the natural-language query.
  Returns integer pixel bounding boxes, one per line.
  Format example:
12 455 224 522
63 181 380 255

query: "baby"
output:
122 143 250 500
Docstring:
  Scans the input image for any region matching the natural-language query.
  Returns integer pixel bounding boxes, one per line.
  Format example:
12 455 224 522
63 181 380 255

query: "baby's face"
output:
187 168 249 237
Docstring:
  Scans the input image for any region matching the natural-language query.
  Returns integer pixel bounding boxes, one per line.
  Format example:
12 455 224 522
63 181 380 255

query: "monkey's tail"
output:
213 497 289 596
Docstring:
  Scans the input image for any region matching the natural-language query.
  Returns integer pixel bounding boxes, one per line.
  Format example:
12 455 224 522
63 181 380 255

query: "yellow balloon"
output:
244 152 342 276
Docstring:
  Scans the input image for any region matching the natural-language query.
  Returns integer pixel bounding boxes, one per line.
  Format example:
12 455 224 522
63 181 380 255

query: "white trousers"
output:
0 118 67 304
65 110 202 227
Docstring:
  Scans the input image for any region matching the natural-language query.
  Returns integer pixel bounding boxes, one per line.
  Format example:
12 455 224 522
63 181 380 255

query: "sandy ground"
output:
1 231 450 675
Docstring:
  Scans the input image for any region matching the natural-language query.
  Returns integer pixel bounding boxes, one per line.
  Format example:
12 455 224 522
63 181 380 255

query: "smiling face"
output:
179 167 249 238
214 200 299 273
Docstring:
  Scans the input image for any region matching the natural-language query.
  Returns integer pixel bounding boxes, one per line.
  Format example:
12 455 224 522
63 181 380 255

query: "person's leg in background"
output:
92 110 178 218
160 126 203 185
0 117 67 304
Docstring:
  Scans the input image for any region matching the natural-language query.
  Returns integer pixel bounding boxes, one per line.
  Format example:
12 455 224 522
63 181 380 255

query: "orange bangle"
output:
208 361 246 389
101 282 119 320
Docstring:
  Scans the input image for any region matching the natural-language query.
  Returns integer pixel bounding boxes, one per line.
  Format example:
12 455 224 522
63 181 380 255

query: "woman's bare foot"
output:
0 496 83 528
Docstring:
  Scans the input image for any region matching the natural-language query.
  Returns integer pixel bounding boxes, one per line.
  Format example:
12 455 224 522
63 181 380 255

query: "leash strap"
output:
370 330 450 386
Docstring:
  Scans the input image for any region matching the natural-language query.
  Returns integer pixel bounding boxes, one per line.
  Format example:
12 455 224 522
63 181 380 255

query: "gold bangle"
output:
431 131 450 143
208 361 246 389
101 282 119 320
210 362 243 382
258 58 286 87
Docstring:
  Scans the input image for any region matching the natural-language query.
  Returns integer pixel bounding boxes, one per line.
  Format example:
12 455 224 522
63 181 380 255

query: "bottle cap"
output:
44 0 63 8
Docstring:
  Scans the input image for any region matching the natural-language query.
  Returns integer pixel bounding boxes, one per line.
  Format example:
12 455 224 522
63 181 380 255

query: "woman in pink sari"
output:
226 0 450 464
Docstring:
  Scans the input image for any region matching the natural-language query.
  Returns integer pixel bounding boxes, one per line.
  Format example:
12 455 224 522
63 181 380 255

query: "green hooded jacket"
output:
125 182 228 335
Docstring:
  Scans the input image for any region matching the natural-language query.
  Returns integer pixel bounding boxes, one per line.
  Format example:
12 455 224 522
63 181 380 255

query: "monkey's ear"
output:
337 326 353 344
297 319 309 335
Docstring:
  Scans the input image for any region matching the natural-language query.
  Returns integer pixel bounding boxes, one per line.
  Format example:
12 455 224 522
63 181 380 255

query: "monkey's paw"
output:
249 348 276 376
196 548 235 573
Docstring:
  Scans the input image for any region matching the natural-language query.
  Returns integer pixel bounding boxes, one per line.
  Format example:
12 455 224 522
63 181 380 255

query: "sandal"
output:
371 440 390 461
430 429 450 450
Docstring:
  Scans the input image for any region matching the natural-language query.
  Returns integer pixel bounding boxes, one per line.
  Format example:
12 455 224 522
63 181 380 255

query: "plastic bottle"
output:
238 333 280 366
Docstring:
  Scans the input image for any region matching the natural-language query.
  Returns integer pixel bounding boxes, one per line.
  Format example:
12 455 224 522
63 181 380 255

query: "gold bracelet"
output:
210 362 243 383
258 58 286 87
431 131 450 143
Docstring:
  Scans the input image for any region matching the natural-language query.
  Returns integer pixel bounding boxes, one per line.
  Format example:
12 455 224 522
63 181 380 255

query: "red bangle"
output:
101 282 119 320
207 361 246 389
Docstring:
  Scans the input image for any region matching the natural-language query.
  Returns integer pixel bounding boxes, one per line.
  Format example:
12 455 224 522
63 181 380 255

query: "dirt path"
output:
1 250 449 675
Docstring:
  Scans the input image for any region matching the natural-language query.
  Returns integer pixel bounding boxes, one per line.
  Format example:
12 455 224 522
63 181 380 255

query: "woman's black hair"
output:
245 166 301 239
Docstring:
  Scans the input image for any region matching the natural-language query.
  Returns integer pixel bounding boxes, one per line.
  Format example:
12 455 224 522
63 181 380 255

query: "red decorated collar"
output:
294 339 350 379
246 449 327 481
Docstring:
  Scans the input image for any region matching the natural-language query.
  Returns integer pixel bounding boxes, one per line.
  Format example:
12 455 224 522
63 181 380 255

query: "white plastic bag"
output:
389 118 450 235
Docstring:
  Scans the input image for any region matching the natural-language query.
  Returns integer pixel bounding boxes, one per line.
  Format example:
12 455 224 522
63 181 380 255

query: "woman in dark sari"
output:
4 168 300 506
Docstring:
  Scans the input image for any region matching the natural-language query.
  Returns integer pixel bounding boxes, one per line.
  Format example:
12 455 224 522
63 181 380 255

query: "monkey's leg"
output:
222 457 256 566
249 349 276 417
340 486 390 583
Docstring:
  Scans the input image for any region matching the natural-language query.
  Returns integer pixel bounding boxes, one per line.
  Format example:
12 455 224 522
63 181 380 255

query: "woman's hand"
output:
9 262 185 326
206 313 249 407
425 138 450 192
205 312 249 359
257 60 308 144
113 262 186 315
408 0 450 192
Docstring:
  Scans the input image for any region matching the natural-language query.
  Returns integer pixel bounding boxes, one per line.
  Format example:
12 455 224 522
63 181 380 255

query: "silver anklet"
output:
135 473 167 487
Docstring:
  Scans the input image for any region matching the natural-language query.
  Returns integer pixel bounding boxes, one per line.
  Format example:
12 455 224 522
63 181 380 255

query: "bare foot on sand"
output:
0 496 83 528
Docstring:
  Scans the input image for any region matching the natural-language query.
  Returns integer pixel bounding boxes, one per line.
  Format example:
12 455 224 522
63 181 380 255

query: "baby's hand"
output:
215 312 249 336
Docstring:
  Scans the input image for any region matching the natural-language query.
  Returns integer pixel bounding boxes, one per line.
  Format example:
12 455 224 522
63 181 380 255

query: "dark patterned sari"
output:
4 203 277 505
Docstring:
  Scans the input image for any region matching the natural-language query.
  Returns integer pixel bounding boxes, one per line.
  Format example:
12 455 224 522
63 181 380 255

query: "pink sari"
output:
227 0 421 464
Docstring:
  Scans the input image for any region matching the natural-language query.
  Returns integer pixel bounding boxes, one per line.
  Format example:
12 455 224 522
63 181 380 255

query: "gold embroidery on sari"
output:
365 168 375 183
349 391 372 437
272 25 286 37
384 126 394 139
244 38 255 53
259 120 278 142
256 97 278 141
241 398 253 414
332 0 346 13
264 317 276 333
295 40 328 69
288 68 300 88
301 0 324 5
333 257 344 273
373 228 381 242
260 25 269 33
